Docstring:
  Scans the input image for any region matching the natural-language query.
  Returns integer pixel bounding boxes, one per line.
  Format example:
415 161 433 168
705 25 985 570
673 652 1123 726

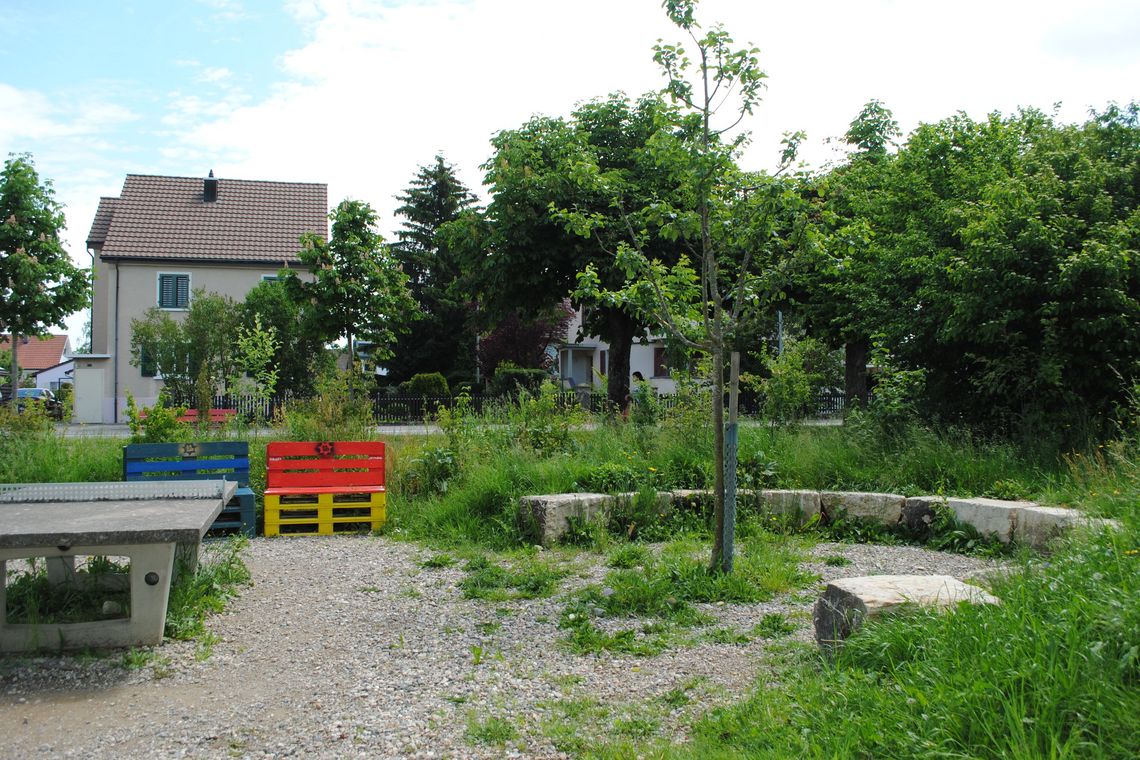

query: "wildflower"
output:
648 467 657 473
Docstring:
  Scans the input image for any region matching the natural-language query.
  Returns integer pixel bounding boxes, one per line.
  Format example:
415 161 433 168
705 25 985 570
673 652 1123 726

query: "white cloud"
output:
200 67 235 83
162 0 1140 242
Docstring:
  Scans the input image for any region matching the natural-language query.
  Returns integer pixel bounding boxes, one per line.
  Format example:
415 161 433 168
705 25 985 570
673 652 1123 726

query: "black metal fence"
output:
184 387 849 425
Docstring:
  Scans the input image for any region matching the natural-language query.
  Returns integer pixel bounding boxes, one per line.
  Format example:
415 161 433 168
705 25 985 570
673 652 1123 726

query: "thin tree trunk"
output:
9 333 19 404
722 350 740 574
347 331 355 401
710 341 726 572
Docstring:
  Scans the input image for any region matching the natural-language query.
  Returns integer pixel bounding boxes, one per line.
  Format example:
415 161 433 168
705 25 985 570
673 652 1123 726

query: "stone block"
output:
903 496 941 533
946 497 1035 543
1015 506 1122 549
813 574 1000 649
519 493 612 546
757 490 821 523
821 491 906 526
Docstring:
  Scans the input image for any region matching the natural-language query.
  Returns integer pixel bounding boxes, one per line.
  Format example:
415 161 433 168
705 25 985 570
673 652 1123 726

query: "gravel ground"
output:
0 536 1001 759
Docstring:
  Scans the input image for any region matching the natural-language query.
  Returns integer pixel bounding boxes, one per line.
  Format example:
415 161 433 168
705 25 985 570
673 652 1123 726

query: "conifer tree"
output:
386 154 479 386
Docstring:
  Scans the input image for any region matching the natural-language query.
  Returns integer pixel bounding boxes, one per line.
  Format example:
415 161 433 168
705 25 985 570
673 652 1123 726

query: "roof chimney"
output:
204 169 218 202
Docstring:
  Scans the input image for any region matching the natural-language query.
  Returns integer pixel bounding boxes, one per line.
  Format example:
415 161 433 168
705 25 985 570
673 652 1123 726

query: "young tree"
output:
129 290 240 406
283 199 415 397
241 278 331 397
570 0 809 573
386 154 479 385
0 154 89 397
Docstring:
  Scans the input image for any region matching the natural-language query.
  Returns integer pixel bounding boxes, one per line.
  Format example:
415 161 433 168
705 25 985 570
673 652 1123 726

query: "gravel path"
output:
0 536 1000 758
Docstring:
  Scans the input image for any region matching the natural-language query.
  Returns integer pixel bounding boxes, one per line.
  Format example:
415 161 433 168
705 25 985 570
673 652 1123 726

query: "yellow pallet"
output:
264 491 386 536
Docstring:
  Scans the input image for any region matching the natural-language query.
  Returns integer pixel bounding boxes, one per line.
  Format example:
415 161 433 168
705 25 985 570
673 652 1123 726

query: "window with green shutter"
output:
140 345 157 378
158 273 190 309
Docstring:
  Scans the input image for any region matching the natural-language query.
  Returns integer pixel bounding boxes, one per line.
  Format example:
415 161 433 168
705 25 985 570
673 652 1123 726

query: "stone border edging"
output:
519 489 1119 549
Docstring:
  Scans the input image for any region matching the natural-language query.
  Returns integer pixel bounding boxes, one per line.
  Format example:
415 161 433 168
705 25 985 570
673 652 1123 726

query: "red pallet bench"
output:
263 441 386 536
177 408 237 425
138 408 237 426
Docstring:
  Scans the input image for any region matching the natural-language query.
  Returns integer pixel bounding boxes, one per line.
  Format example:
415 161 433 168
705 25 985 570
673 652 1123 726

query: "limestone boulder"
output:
757 489 821 523
821 491 906 526
946 497 1036 543
813 574 1000 649
519 493 612 546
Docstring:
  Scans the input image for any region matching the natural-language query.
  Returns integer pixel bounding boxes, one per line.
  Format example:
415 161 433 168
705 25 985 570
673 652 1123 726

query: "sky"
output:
2 0 1139 343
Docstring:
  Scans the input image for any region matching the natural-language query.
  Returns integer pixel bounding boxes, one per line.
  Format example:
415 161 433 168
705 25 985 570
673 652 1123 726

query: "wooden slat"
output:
265 441 385 490
123 441 251 487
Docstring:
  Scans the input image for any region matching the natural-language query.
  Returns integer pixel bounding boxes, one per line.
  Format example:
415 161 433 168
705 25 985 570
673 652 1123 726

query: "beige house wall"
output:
92 257 296 422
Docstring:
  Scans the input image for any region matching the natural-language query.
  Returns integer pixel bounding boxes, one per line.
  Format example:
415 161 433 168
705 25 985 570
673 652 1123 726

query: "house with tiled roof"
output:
78 172 327 423
0 334 73 392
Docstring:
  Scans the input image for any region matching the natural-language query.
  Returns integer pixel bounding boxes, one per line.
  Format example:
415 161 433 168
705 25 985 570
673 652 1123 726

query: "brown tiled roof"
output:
91 174 327 264
0 334 71 371
86 197 117 247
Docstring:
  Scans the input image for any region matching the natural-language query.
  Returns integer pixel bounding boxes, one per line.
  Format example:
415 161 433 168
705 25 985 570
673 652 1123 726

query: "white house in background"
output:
556 309 677 395
76 172 327 423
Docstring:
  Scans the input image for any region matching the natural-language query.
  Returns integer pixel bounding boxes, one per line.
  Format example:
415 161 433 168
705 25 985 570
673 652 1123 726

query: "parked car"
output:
15 388 64 420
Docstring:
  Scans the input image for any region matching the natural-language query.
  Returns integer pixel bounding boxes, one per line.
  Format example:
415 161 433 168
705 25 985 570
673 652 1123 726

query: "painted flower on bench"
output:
180 443 199 459
315 441 335 457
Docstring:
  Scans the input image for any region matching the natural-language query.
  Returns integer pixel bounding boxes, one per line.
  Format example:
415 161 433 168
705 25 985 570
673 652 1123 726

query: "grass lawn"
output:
1 401 1137 757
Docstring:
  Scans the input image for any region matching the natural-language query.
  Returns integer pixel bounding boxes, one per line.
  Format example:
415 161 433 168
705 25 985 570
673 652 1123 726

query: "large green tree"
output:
0 154 89 395
385 154 479 386
804 103 1140 440
284 199 415 397
796 99 902 404
451 93 684 408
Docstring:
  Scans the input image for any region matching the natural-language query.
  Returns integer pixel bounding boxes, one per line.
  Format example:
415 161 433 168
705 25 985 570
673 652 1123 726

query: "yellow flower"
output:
648 467 657 472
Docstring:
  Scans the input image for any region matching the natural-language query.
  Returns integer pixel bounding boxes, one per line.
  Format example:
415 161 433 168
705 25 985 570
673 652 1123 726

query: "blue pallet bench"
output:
123 441 256 538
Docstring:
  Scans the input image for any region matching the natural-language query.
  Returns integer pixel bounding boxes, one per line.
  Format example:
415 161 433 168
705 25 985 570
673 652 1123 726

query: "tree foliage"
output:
284 199 415 394
386 155 479 385
240 278 331 397
803 103 1140 443
0 154 89 388
477 304 574 378
451 93 685 407
129 289 240 405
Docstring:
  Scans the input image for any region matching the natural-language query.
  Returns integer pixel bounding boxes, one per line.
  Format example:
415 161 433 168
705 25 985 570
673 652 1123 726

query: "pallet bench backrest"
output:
265 441 385 492
123 441 251 486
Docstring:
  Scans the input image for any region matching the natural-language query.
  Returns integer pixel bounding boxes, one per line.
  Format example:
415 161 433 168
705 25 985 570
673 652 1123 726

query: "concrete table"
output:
0 480 236 652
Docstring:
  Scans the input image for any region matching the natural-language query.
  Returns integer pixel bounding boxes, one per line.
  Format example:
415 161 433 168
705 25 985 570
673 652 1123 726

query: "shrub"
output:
397 445 458 496
399 372 449 398
578 461 641 493
508 381 577 454
125 390 187 443
490 367 548 397
282 371 374 441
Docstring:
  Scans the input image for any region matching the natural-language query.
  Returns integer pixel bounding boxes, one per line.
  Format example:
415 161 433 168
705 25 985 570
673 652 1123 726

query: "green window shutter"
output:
175 275 189 307
140 346 156 378
159 275 175 307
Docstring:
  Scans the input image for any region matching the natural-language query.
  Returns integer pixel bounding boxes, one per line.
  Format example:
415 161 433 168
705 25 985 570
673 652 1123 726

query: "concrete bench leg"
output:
45 555 76 584
0 542 177 652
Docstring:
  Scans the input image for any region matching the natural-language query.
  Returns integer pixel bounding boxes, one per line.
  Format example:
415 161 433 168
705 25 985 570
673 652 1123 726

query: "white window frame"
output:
156 272 191 310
